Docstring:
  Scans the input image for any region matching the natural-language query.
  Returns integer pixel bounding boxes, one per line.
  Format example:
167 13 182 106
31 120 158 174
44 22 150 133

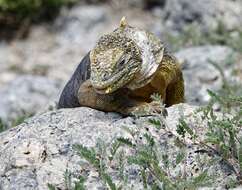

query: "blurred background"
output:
0 0 241 129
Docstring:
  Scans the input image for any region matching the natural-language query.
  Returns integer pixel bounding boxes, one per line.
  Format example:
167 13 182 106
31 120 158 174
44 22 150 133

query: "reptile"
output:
58 17 184 116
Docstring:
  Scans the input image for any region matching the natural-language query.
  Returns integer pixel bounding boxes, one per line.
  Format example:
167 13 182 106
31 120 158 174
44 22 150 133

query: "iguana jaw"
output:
91 58 140 94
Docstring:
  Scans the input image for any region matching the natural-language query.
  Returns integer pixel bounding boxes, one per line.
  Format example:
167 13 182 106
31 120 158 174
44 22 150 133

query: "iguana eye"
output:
117 55 131 68
119 59 125 66
116 57 126 68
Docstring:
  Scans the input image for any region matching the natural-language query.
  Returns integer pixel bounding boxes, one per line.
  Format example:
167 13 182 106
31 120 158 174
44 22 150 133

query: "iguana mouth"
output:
91 71 126 94
91 64 138 94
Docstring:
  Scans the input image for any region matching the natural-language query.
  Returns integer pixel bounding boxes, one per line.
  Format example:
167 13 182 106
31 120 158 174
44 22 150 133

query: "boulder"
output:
175 45 236 104
0 104 237 189
163 0 242 32
55 5 108 52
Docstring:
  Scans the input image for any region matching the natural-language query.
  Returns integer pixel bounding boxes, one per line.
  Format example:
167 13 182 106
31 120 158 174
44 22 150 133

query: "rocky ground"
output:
0 104 239 190
0 3 160 126
0 0 242 125
0 0 242 189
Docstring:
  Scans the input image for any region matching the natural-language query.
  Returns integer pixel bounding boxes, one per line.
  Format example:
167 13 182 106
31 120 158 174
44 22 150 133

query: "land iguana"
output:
58 17 184 115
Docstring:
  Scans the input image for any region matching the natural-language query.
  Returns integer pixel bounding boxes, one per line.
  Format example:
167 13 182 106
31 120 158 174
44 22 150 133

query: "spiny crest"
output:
94 16 131 51
90 16 142 69
93 32 141 62
119 16 127 28
96 33 128 49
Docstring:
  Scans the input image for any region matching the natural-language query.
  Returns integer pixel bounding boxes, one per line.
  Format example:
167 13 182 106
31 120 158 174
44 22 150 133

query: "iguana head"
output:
90 18 142 94
90 17 164 94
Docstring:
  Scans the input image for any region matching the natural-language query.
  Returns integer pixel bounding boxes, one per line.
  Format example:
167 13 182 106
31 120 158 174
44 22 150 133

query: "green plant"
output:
0 112 34 133
0 118 7 132
195 55 240 182
73 120 215 190
178 57 242 185
48 170 86 190
70 100 217 190
74 141 121 190
174 88 241 188
11 112 34 127
195 90 242 179
0 0 77 28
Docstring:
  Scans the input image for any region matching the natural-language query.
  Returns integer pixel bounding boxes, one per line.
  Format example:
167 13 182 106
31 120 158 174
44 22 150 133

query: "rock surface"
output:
0 104 237 189
163 0 242 31
175 45 236 104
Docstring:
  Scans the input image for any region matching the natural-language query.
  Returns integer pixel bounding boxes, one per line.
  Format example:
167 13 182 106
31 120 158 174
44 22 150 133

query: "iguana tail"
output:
58 52 91 108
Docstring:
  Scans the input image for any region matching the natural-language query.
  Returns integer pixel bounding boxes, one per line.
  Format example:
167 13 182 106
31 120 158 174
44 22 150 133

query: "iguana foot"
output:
127 101 168 117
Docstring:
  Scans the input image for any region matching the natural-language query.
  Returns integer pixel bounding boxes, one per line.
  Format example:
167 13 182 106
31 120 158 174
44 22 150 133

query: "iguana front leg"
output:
77 80 164 116
151 54 184 106
77 80 138 115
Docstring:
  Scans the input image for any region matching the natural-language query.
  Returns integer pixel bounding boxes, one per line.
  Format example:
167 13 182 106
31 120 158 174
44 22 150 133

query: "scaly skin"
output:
58 17 184 116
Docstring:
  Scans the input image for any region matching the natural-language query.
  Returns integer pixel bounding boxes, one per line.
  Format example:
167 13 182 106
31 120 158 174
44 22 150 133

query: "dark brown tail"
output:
58 52 91 108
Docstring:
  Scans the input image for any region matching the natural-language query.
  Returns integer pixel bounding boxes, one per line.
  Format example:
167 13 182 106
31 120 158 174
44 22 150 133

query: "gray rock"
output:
175 45 235 104
0 104 237 189
109 0 166 9
55 5 108 52
163 0 242 31
0 75 61 126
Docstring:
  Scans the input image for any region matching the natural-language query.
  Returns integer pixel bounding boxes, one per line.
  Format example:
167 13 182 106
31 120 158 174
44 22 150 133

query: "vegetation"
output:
0 118 6 132
0 112 34 133
48 170 86 190
0 0 77 22
166 22 242 52
0 0 78 39
11 112 34 127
